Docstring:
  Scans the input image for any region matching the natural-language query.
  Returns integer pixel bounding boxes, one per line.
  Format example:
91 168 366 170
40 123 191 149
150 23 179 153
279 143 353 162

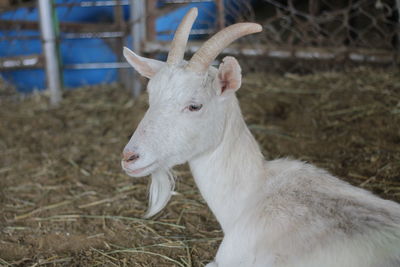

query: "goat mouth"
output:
125 162 155 176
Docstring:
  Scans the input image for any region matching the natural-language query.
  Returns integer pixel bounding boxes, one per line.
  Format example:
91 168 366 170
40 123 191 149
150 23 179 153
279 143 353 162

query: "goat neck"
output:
189 96 265 231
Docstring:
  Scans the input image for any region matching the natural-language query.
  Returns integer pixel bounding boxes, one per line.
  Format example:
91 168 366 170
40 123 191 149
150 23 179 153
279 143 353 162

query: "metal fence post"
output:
38 0 62 106
130 0 145 97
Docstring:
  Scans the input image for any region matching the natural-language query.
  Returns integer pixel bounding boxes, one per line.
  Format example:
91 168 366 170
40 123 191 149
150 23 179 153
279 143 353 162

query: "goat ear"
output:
214 56 242 96
123 47 165 79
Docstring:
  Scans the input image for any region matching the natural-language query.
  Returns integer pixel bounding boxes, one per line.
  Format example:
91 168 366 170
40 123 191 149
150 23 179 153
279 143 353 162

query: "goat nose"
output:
122 151 140 163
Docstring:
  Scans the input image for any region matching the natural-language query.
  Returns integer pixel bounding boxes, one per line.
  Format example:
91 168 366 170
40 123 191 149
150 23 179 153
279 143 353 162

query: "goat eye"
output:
188 104 203 112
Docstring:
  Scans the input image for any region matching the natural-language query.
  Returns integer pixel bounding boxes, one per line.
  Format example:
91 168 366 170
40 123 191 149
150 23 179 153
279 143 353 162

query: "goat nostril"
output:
125 153 139 162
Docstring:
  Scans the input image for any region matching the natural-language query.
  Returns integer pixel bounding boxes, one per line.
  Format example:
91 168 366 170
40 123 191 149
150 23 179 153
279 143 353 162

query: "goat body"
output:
121 8 400 267
191 98 400 267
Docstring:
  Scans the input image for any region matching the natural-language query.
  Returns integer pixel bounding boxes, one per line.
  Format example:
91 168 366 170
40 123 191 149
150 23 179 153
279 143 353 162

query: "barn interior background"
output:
0 0 399 266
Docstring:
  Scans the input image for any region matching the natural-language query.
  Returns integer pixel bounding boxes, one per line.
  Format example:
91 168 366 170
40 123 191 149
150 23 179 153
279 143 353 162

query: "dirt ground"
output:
0 67 399 266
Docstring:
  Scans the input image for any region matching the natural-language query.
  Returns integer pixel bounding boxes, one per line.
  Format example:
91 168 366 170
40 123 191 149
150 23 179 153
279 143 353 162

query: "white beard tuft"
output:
144 169 175 218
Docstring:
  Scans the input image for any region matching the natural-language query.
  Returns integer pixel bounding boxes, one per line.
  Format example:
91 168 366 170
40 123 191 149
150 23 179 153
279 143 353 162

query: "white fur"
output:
144 169 175 218
121 48 400 266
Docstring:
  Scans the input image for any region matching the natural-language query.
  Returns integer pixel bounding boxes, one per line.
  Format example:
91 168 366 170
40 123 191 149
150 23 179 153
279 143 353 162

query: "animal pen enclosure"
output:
0 0 400 266
0 0 398 97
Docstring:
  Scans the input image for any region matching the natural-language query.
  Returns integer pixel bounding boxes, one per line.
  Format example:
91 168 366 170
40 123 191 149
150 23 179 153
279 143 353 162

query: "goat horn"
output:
167 7 198 65
187 23 262 73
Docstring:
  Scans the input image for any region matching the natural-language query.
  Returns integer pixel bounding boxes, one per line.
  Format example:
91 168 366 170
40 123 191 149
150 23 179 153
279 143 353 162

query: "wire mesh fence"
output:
259 0 398 50
256 0 398 68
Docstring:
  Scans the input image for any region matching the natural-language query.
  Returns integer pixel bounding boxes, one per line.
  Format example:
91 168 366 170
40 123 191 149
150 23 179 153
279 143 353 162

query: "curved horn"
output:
166 7 198 65
187 23 262 73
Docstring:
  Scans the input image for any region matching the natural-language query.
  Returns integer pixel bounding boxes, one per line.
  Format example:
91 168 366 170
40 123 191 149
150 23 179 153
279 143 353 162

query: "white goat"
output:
121 8 400 267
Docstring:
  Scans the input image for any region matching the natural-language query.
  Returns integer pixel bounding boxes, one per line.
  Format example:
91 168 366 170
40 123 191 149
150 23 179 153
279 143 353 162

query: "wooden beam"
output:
143 41 398 64
0 54 43 70
215 0 225 30
0 20 124 33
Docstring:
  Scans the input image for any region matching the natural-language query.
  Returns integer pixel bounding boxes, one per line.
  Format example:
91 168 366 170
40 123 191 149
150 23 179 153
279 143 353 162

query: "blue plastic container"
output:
0 0 220 92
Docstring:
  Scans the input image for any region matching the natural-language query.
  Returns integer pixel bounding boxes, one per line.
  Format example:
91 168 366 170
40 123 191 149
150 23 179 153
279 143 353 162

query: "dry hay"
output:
0 67 399 266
